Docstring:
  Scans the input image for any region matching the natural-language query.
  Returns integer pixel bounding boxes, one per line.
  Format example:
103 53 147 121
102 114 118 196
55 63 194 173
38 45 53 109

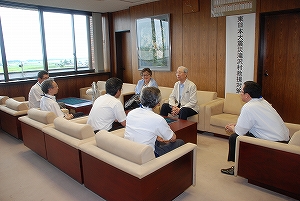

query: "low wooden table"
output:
58 97 93 115
165 117 197 144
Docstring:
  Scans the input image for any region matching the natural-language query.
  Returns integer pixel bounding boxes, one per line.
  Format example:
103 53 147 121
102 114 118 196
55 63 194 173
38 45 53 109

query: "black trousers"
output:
159 103 197 120
227 132 289 162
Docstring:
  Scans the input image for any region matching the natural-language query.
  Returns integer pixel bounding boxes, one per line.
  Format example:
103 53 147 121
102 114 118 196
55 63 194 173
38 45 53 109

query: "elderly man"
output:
28 70 49 108
40 78 74 120
160 66 199 120
125 87 184 157
221 81 289 175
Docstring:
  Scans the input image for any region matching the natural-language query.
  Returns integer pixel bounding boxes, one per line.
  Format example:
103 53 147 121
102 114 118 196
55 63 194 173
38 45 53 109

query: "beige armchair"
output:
79 80 106 100
235 123 300 200
204 93 245 136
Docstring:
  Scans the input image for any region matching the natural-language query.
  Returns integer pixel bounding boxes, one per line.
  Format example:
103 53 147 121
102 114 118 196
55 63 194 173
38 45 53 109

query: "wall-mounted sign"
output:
211 0 256 17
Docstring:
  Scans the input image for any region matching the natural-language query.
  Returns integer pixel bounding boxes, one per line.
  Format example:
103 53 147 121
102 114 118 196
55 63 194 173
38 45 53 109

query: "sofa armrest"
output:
235 135 300 198
235 136 300 176
119 92 135 105
198 98 223 131
204 98 224 131
79 87 91 100
285 122 300 137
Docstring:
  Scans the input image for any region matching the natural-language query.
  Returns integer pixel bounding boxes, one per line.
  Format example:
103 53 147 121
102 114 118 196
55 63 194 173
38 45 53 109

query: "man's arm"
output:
183 82 198 108
120 120 126 127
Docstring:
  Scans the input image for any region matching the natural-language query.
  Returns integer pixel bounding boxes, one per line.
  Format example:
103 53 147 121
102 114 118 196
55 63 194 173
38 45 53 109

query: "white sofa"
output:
80 129 197 201
18 108 57 159
0 98 29 139
42 117 94 183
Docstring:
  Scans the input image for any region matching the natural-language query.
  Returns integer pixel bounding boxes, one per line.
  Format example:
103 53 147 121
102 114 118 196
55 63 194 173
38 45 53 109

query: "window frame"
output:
0 2 94 82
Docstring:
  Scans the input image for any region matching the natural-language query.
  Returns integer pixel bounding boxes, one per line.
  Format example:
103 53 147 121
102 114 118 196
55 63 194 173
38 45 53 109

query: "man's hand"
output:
171 106 180 116
225 123 235 134
64 113 73 120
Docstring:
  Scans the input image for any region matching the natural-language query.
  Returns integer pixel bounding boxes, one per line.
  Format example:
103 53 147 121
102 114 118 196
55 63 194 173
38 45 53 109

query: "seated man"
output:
87 77 126 132
124 87 184 157
28 70 49 108
221 81 289 175
40 78 74 120
160 66 198 120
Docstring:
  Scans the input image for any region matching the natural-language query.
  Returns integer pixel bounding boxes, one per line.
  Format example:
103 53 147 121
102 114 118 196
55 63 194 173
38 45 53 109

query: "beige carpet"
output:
0 130 296 201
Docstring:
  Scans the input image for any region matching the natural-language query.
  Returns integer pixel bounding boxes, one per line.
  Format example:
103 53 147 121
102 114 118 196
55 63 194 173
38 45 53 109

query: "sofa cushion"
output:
223 93 244 115
210 113 239 127
197 91 217 105
54 117 94 140
289 130 300 146
0 96 9 105
5 98 28 111
95 130 155 165
27 108 56 125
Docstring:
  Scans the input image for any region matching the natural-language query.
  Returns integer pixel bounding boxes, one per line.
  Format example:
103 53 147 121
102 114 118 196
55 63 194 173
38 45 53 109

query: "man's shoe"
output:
221 166 234 175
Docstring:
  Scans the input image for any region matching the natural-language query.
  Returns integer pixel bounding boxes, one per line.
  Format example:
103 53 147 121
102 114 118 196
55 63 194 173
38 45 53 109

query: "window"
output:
0 6 43 80
0 4 93 82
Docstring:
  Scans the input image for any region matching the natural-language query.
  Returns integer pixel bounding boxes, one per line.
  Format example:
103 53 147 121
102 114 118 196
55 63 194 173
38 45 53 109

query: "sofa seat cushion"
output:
27 108 56 125
96 130 155 165
210 113 239 127
5 98 28 111
54 117 94 140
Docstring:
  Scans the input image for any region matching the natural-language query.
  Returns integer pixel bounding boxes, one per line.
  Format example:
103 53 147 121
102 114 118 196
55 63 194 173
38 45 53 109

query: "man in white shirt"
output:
160 66 199 120
125 87 184 157
221 81 289 175
28 70 49 108
87 77 126 132
40 78 73 120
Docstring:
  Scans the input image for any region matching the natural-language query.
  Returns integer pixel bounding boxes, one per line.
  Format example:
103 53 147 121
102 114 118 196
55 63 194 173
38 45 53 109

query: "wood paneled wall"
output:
110 0 300 98
0 73 110 100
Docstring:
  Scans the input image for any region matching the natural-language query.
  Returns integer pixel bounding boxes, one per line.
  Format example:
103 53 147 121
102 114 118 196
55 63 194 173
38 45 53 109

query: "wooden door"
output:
259 11 300 124
115 31 132 83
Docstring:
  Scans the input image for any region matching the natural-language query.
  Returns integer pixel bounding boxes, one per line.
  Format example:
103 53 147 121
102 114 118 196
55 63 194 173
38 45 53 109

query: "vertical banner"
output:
225 13 255 94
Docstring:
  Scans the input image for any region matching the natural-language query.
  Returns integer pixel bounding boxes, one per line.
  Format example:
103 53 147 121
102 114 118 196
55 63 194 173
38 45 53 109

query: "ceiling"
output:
4 0 159 13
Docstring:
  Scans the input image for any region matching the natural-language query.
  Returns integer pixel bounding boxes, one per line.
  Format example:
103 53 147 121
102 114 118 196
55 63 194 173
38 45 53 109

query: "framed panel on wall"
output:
136 14 171 71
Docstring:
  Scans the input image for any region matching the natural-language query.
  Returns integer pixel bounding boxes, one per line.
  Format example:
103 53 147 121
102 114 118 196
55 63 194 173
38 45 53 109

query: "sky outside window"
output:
0 7 43 78
43 12 74 70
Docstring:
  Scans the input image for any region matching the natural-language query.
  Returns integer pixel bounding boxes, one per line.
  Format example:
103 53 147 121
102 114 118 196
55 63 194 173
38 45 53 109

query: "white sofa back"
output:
96 130 155 165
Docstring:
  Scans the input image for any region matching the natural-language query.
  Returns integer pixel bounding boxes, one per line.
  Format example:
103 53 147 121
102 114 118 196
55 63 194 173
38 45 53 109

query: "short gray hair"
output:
140 87 161 108
178 66 188 73
41 78 55 94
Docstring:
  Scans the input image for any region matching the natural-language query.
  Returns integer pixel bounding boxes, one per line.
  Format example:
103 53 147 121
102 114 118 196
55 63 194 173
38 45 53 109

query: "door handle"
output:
264 70 269 77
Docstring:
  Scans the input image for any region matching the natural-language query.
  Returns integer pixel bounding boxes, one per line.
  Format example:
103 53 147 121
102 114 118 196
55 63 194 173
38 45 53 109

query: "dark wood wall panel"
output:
0 73 110 100
110 0 300 99
113 9 131 32
153 0 183 87
216 17 226 98
260 0 300 13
